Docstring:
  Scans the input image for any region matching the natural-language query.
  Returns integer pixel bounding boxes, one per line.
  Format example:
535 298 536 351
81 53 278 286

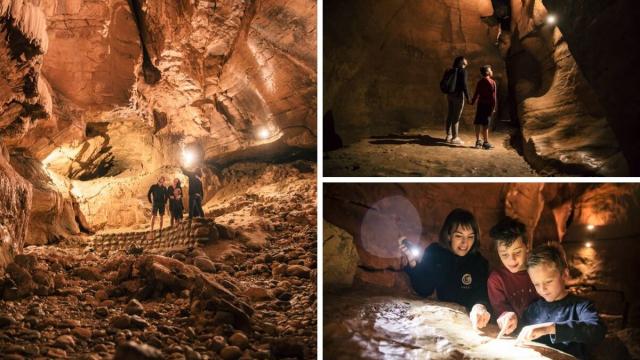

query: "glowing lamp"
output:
585 242 592 248
182 149 196 167
257 127 271 140
411 247 420 258
586 224 595 231
546 14 556 25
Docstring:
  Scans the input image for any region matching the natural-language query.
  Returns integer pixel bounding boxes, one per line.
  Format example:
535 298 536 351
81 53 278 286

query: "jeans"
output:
189 194 204 218
446 93 465 138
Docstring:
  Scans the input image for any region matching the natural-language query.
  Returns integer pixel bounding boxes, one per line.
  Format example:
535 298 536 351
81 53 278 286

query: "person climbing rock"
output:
167 178 182 226
470 65 497 150
442 56 471 145
181 167 205 219
147 176 168 232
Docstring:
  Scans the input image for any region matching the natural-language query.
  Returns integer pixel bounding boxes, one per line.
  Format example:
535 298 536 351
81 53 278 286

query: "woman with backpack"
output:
441 56 471 145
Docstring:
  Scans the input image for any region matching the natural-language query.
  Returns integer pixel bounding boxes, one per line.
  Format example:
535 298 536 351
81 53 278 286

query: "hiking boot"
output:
445 134 452 143
475 139 483 149
450 137 464 145
482 141 494 150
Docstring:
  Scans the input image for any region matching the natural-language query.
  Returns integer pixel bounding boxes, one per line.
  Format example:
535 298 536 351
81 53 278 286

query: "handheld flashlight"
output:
401 237 421 259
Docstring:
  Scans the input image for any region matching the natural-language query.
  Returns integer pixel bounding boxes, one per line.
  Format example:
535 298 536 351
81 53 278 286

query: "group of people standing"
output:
442 56 497 150
399 209 606 359
147 167 205 232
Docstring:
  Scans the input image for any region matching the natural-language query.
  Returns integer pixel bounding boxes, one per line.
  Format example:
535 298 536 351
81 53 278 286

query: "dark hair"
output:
480 65 492 76
527 244 567 272
453 56 466 68
438 208 481 254
490 217 526 248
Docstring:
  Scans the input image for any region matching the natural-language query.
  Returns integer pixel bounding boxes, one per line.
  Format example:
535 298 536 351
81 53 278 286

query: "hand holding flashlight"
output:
398 236 421 268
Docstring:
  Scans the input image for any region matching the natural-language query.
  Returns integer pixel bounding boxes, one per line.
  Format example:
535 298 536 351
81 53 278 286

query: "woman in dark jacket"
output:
444 56 471 145
400 208 491 329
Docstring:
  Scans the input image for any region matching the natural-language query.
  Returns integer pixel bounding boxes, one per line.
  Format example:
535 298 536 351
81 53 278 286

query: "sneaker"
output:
450 137 464 145
445 134 452 142
475 139 483 149
482 141 494 150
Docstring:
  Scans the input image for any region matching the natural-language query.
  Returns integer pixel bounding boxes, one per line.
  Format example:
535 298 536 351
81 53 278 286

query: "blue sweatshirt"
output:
522 294 606 359
405 243 489 311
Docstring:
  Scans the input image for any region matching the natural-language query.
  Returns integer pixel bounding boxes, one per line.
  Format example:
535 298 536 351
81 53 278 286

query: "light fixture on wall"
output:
546 14 557 25
586 224 595 231
257 127 271 140
182 148 197 167
585 241 592 248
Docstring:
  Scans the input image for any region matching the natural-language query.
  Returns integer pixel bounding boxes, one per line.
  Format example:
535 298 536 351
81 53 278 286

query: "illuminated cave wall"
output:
0 0 316 266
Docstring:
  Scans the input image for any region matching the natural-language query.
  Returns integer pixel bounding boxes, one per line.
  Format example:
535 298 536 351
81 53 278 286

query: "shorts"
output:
474 102 493 126
152 202 165 216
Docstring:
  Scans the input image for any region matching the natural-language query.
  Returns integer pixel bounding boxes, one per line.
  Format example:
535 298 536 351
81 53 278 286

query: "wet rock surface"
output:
324 290 575 360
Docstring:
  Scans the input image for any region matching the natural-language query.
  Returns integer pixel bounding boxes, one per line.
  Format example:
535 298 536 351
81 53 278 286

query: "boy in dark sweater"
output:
518 244 606 359
147 176 168 232
487 217 540 337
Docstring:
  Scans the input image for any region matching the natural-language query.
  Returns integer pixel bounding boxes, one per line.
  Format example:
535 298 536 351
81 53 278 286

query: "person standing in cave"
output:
147 176 168 232
170 187 185 225
399 208 491 329
470 65 497 150
442 56 471 145
181 167 205 219
166 178 182 226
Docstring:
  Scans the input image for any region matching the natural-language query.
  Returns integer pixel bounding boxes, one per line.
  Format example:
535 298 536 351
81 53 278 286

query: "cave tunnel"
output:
0 0 317 358
324 183 640 359
323 0 640 177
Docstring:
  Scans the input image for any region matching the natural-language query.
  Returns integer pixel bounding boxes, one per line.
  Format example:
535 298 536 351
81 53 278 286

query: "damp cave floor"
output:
323 125 540 177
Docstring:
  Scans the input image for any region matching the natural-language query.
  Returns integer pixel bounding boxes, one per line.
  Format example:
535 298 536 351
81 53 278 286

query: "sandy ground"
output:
324 126 539 177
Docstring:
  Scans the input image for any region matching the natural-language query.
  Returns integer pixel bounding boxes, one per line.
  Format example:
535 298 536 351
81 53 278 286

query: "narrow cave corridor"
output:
323 0 639 177
0 0 317 358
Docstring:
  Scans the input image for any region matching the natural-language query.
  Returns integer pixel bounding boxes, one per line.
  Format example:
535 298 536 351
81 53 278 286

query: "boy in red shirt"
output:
488 217 540 336
470 65 497 149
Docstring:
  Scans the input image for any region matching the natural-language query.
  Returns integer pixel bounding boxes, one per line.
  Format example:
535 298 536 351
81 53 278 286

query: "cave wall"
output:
324 183 640 327
0 149 31 272
506 0 628 176
540 0 640 175
324 0 506 144
323 183 562 290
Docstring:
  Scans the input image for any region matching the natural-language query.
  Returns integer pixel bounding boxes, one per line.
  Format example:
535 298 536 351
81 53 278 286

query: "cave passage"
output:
323 0 635 177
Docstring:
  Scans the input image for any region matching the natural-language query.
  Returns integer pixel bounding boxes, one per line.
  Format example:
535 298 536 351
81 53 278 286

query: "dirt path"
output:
324 126 539 177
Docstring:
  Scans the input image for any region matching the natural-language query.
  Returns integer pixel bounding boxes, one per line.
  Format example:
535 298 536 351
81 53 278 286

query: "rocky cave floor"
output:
324 125 540 177
0 164 317 360
324 290 640 360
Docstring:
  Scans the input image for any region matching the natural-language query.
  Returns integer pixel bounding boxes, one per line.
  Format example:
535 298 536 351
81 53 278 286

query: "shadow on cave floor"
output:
324 125 539 177
323 289 577 360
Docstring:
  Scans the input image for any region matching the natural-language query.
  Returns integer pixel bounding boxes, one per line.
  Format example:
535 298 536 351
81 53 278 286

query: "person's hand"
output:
497 311 518 336
398 237 417 268
516 322 555 343
470 304 491 329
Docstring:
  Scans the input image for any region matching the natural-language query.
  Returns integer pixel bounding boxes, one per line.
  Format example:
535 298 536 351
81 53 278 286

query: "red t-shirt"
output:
472 76 497 107
487 267 540 319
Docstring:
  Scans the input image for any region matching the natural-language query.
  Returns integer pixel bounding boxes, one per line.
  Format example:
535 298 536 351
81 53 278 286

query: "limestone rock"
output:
323 220 359 288
114 341 163 360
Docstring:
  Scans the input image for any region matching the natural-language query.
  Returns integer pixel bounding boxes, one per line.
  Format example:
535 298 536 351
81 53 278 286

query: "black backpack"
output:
440 68 458 94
